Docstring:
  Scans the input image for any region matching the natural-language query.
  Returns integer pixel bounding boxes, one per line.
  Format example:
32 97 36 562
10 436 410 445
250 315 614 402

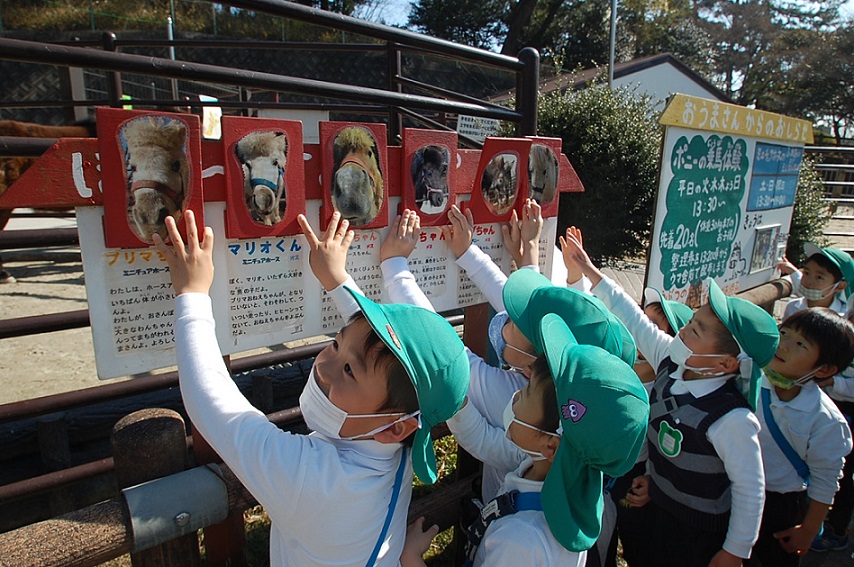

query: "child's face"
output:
678 304 727 358
767 324 822 379
507 379 551 452
313 318 400 438
801 259 839 292
502 320 537 377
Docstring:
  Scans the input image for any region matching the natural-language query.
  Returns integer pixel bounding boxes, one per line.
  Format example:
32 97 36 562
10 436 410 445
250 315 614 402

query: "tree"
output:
538 82 662 263
407 0 506 50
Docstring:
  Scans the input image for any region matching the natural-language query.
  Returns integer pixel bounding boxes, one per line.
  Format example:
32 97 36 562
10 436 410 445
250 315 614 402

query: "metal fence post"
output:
516 47 540 137
101 32 123 108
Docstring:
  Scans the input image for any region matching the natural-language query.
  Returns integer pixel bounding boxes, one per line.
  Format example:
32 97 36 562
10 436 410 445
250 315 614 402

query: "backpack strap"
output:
760 388 810 484
464 490 542 564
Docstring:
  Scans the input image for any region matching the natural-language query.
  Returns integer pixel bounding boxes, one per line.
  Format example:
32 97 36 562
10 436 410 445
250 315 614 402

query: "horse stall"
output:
0 2 572 565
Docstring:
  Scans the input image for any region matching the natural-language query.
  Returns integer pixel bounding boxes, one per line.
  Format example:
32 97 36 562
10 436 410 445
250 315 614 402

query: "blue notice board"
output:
747 143 803 211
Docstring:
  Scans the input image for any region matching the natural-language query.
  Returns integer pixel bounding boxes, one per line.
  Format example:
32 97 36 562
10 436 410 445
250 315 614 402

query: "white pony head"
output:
235 131 288 226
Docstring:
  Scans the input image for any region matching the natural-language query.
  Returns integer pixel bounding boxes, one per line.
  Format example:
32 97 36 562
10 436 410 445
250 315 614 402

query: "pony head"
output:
331 127 383 226
122 116 189 243
481 154 517 215
528 144 558 204
235 131 288 226
412 145 449 210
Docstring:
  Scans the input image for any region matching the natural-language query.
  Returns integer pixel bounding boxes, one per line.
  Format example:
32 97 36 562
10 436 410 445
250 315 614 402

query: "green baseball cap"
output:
503 269 637 366
346 289 469 484
643 288 693 333
804 243 854 300
538 314 649 552
706 279 779 410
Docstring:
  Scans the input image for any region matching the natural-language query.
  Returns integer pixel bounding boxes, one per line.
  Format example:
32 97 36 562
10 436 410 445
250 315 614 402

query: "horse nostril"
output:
157 208 170 224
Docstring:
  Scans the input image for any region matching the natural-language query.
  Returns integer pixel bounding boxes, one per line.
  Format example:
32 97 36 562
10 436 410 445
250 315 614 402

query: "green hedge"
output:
538 84 662 263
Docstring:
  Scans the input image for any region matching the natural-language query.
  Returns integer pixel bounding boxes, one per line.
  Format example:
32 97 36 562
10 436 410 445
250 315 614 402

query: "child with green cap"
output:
748 307 854 565
778 243 854 320
778 244 854 552
402 314 649 566
381 210 638 565
562 229 779 567
153 210 469 567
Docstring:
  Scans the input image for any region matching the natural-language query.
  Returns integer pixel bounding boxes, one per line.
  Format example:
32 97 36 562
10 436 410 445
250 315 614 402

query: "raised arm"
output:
381 210 435 312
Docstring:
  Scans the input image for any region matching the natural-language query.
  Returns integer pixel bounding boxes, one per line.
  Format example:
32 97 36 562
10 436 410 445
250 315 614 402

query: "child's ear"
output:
373 416 419 445
838 281 848 292
815 363 838 379
541 435 561 463
719 355 740 374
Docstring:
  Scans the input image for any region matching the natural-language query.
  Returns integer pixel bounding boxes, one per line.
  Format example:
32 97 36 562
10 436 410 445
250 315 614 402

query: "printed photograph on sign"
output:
331 126 384 226
236 131 289 227
749 225 781 274
411 144 450 214
528 144 559 205
222 116 305 238
481 153 518 215
121 115 191 244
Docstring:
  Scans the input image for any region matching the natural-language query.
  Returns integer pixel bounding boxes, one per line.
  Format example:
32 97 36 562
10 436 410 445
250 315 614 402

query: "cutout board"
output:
646 94 812 305
97 108 204 248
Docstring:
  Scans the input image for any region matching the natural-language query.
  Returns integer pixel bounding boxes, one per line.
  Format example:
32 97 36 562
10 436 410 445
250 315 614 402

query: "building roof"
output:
491 53 732 104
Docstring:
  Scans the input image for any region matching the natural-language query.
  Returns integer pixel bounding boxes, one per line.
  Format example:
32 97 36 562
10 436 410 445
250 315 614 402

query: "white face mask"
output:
798 281 839 302
501 391 559 462
299 367 421 441
667 335 727 377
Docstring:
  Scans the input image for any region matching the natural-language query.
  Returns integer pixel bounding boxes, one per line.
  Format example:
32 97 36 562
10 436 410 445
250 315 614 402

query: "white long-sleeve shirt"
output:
590 275 765 559
175 292 411 567
381 254 526 501
757 378 852 503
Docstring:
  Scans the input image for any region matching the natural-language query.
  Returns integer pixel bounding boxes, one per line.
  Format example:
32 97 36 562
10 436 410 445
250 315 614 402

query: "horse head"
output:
528 145 558 204
412 145 449 210
123 116 189 243
482 155 516 215
235 131 288 226
331 127 383 226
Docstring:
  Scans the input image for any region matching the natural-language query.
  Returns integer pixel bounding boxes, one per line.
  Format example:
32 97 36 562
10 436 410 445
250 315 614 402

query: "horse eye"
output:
171 161 181 172
272 160 279 167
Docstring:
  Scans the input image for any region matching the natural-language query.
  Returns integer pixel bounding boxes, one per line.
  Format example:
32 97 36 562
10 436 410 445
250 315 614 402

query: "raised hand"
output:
560 226 586 284
501 198 543 268
152 209 215 296
560 226 602 287
440 204 475 259
381 209 421 261
297 211 353 291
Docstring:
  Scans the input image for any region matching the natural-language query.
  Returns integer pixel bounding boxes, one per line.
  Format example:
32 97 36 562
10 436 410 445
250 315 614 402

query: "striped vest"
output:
647 359 749 532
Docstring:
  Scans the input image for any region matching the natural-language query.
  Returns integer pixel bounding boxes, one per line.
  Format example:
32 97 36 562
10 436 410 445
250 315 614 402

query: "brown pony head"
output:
331 126 383 226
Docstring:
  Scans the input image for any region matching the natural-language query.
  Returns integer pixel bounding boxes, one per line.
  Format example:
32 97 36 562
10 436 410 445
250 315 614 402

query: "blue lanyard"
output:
365 447 408 567
760 388 810 483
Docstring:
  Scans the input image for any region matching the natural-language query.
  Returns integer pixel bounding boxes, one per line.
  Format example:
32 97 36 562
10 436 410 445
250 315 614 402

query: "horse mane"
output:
123 117 187 153
235 131 287 161
333 127 382 178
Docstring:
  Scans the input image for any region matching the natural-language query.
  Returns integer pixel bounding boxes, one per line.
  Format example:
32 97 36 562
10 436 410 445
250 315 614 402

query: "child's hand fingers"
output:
297 214 321 249
183 210 199 249
334 217 350 241
163 216 185 255
463 207 474 228
151 232 173 258
200 226 215 253
341 227 354 248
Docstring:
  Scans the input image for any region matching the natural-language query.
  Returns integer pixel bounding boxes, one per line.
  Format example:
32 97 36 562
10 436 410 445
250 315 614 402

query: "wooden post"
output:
111 408 200 567
192 355 247 567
